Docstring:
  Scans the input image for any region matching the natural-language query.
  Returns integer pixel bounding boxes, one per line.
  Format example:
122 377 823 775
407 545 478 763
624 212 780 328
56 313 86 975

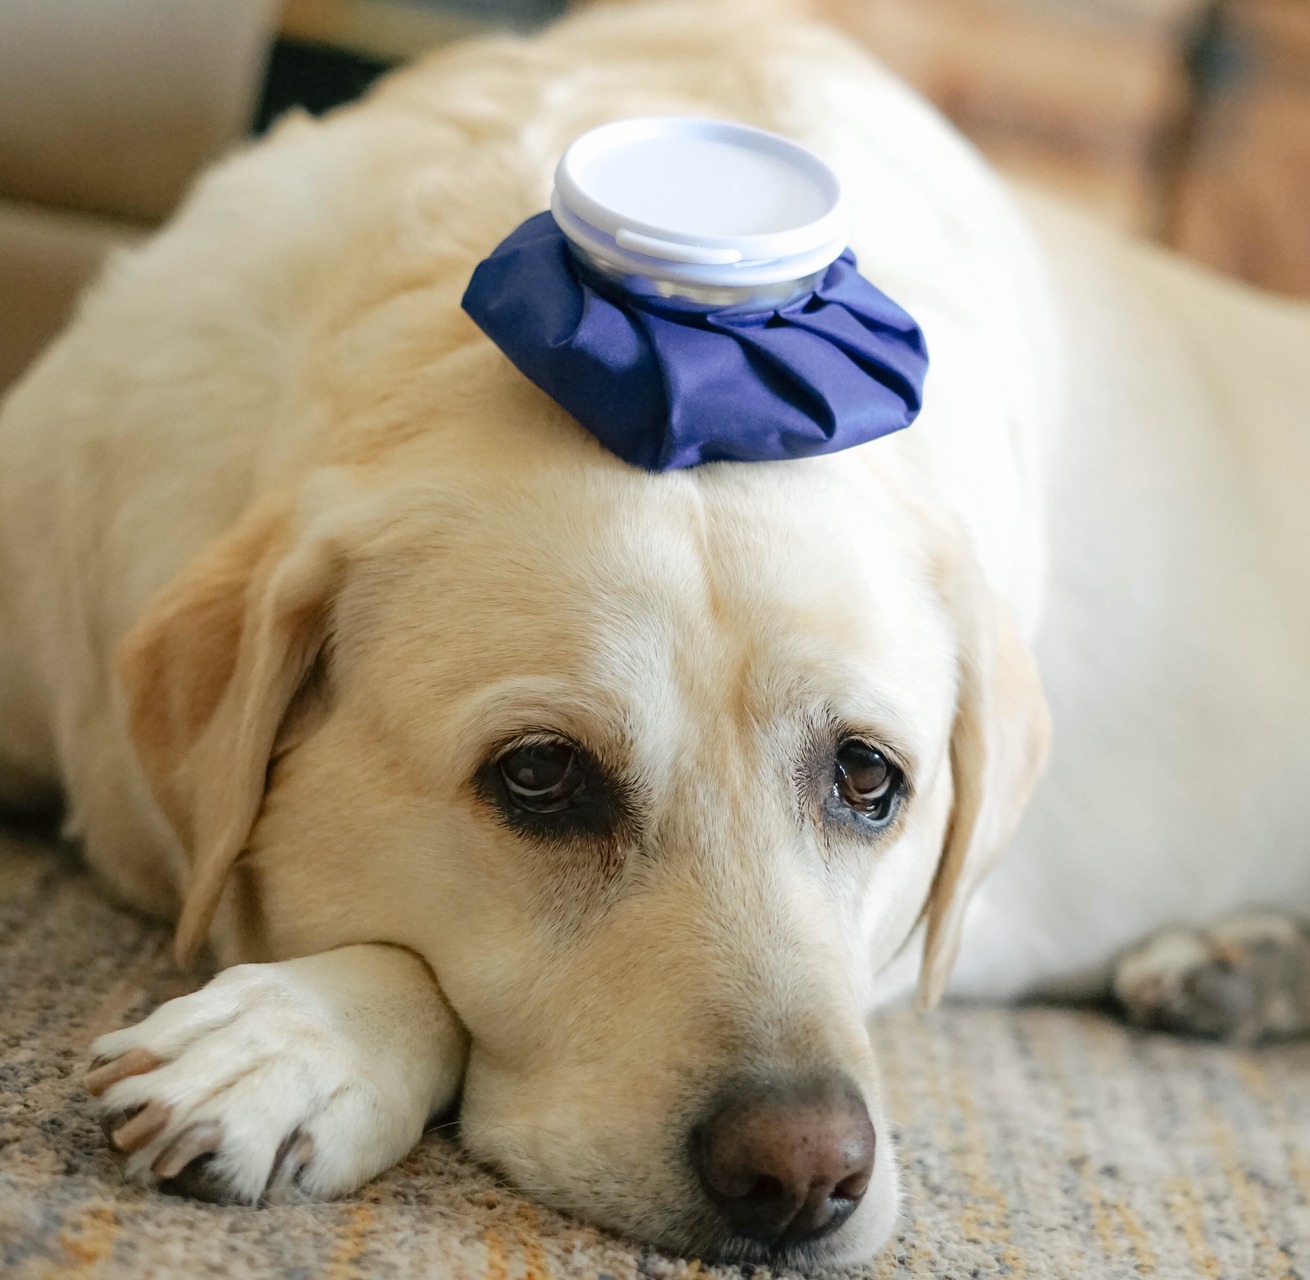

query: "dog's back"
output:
956 189 1310 998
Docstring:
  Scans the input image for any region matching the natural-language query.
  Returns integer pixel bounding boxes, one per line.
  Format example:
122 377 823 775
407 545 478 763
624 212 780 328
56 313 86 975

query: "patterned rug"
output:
3 826 1308 1279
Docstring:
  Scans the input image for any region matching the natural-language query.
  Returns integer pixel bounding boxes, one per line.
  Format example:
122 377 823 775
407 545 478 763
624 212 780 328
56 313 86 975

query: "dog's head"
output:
116 365 1048 1267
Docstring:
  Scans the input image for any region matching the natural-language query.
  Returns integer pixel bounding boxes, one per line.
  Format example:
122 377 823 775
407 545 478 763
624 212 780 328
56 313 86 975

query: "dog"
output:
1 0 1307 1268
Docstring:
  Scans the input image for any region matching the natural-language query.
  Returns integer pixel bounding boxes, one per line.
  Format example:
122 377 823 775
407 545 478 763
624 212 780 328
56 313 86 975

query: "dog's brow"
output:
802 697 923 780
447 677 634 764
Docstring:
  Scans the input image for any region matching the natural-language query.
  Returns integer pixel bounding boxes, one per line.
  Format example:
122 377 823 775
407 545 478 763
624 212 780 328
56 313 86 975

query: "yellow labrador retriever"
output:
1 0 1307 1268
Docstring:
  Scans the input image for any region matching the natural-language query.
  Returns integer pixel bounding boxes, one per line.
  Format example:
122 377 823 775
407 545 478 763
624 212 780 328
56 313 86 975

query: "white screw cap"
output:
552 116 849 289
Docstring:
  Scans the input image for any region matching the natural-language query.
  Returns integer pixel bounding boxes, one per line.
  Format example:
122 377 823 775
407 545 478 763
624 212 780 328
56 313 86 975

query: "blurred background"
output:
1 0 1306 393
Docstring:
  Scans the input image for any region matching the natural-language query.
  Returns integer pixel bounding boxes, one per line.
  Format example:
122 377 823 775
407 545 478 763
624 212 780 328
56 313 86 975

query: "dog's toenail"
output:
100 1106 136 1142
110 1099 172 1152
153 1121 223 1181
87 1048 162 1096
160 1153 229 1203
266 1129 314 1202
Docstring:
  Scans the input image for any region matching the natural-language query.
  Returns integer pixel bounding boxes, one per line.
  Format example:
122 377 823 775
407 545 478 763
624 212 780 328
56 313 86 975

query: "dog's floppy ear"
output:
116 476 356 965
918 551 1051 1008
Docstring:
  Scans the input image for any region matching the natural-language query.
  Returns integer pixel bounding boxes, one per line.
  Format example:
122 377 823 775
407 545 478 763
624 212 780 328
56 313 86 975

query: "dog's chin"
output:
490 1146 901 1276
651 1201 901 1275
702 1235 870 1274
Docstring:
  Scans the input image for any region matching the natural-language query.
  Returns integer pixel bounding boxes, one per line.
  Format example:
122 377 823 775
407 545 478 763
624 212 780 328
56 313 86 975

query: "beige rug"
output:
3 825 1308 1279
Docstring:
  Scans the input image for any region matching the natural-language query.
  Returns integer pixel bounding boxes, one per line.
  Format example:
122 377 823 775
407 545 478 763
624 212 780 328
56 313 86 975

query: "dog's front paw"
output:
86 959 438 1203
1113 911 1310 1043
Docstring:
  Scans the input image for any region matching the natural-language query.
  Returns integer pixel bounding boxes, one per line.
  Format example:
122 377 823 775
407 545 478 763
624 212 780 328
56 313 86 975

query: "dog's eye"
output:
498 740 585 813
834 739 902 820
477 735 626 846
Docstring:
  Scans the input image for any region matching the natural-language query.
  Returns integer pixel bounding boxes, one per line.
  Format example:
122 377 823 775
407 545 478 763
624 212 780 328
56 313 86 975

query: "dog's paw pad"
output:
1113 911 1310 1042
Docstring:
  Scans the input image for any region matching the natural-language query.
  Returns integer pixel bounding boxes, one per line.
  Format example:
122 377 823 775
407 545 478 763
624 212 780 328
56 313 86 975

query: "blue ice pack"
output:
461 118 928 472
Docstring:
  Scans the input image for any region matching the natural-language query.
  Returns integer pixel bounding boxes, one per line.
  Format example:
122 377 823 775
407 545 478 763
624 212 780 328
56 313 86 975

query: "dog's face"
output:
117 374 1048 1268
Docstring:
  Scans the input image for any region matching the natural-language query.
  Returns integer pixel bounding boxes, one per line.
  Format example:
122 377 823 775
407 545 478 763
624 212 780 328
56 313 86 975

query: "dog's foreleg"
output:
85 943 468 1202
1113 911 1310 1043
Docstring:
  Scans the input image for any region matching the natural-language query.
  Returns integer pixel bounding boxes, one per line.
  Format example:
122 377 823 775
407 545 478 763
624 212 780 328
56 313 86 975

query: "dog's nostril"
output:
693 1075 876 1247
833 1164 873 1203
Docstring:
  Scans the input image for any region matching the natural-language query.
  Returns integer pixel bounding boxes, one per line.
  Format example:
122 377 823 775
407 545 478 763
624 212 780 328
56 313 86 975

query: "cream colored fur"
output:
0 0 1306 1268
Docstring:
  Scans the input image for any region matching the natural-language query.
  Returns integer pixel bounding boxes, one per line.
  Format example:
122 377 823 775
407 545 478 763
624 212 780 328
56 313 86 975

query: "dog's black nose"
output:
693 1076 875 1247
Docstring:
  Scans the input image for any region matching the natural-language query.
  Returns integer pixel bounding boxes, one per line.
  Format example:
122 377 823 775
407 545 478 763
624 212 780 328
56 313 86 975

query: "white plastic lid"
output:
551 117 848 290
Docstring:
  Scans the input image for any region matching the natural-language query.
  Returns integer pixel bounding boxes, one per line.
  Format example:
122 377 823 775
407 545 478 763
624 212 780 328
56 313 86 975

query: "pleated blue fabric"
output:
462 212 928 471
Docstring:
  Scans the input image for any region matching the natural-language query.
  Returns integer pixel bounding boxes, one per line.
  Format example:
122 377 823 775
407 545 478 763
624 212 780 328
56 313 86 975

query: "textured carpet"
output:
3 826 1309 1280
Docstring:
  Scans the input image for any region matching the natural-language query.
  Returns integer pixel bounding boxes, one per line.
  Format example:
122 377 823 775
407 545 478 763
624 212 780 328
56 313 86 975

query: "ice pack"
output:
461 117 928 471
